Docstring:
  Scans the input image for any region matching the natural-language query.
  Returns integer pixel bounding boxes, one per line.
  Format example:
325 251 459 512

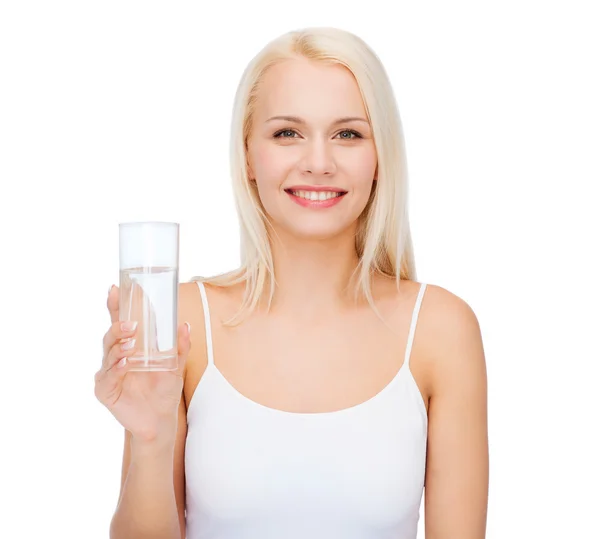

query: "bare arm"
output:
424 287 489 538
108 282 197 539
109 395 188 539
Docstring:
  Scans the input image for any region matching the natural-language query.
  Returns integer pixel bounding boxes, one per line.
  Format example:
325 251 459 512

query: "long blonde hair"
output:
192 27 417 326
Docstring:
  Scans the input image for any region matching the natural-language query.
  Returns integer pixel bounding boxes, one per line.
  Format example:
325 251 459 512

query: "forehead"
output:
255 57 366 119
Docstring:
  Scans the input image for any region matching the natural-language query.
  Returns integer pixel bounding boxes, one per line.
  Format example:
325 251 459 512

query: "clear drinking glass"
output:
118 221 179 371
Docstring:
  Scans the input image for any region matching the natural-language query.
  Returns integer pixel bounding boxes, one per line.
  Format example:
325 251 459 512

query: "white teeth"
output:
290 190 343 201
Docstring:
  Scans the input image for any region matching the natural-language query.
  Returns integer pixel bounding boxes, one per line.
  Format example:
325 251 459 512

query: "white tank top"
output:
185 281 428 539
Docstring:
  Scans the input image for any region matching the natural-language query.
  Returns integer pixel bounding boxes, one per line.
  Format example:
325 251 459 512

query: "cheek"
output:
361 144 378 169
252 144 291 184
345 146 378 183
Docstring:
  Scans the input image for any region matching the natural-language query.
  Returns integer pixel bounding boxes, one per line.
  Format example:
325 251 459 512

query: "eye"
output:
336 129 362 140
273 129 298 138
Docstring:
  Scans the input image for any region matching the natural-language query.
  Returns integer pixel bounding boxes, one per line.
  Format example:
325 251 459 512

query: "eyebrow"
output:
266 115 370 126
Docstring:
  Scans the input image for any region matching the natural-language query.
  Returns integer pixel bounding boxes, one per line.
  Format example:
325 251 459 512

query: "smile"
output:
284 189 347 208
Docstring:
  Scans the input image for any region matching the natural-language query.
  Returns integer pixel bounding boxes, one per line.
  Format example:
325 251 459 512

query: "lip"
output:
285 185 348 193
285 189 346 208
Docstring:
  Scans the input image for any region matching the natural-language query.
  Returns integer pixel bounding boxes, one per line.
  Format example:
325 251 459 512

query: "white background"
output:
1 1 598 537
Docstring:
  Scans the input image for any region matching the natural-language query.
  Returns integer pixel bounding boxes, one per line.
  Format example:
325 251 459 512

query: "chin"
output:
280 220 354 242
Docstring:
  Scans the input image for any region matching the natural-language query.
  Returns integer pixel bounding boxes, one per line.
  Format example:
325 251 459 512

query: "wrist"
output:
130 434 176 460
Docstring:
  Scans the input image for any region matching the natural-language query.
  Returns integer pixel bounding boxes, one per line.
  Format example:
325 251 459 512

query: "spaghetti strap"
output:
196 281 215 366
404 283 427 370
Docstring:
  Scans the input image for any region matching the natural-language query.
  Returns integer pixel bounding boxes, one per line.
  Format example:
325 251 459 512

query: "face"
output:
246 57 378 241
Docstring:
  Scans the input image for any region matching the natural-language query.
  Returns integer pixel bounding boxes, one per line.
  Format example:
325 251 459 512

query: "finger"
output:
95 352 135 404
106 285 120 324
102 330 137 372
175 321 192 377
102 319 138 358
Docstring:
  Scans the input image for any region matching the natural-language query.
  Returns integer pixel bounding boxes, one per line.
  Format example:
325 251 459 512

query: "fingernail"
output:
121 321 138 332
118 357 127 368
121 338 135 351
185 322 191 336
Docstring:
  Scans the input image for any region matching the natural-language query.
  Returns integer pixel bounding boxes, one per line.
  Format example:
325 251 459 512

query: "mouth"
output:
284 188 347 208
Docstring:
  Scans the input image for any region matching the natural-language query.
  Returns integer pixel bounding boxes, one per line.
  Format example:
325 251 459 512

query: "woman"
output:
96 27 489 539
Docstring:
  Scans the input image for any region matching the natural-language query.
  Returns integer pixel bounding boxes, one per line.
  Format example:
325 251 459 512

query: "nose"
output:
299 137 337 176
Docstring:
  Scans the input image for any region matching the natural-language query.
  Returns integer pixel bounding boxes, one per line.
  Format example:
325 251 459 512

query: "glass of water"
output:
118 221 179 371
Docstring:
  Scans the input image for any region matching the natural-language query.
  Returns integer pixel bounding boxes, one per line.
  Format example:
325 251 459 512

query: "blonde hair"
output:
192 26 417 326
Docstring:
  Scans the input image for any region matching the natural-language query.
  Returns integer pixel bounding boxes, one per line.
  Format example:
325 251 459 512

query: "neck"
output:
262 224 363 319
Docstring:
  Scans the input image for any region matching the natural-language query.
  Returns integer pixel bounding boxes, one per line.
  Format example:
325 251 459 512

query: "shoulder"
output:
178 279 245 402
380 277 481 337
178 278 236 348
179 278 242 325
387 280 485 400
178 280 210 407
420 283 481 337
418 282 487 398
